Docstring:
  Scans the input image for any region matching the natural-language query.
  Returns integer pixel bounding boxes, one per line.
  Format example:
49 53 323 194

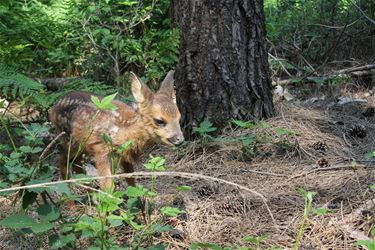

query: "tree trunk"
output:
172 0 274 136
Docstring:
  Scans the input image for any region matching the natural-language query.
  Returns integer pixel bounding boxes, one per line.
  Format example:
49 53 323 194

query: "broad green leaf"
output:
37 204 60 222
49 183 72 196
0 214 35 228
49 233 76 249
30 222 54 234
125 186 148 197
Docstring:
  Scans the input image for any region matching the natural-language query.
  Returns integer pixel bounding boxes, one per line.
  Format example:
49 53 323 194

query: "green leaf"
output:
232 120 255 128
243 234 267 244
190 243 223 250
147 245 166 250
176 185 192 191
103 133 112 144
117 141 133 153
355 240 375 250
102 92 117 105
313 207 332 215
193 120 217 135
48 183 72 196
91 96 101 108
19 145 33 153
125 186 148 197
370 184 375 190
30 222 55 234
274 127 296 136
144 155 166 171
107 215 124 227
0 214 36 229
259 121 269 128
26 179 52 193
151 223 173 233
160 206 185 217
364 151 375 160
49 233 76 249
37 204 60 222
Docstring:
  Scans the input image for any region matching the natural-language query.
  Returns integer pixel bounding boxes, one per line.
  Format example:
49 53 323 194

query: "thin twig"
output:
39 132 66 160
0 171 278 229
289 164 374 180
349 0 375 25
240 168 288 177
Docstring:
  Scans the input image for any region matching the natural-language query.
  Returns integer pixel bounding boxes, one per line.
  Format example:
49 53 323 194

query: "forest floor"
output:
0 80 374 249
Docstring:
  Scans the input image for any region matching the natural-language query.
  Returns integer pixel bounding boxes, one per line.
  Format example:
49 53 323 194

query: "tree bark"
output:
172 0 274 136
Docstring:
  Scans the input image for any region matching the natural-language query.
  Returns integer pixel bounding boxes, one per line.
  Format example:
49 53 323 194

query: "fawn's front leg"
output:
121 159 135 186
92 147 113 190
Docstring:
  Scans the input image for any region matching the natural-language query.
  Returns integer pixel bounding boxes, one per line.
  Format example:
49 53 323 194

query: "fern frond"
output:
0 65 44 100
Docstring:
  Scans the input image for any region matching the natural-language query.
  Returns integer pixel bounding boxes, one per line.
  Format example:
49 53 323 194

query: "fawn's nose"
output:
167 134 185 145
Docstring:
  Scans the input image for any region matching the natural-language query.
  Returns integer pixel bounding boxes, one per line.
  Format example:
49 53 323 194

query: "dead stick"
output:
39 132 66 161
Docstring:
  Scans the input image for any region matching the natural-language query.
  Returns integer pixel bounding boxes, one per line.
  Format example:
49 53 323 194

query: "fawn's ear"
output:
157 70 175 100
130 72 153 104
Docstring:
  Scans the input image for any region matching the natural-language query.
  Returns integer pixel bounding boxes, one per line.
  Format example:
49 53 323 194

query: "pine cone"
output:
348 125 367 138
312 141 327 152
316 157 329 167
362 107 375 117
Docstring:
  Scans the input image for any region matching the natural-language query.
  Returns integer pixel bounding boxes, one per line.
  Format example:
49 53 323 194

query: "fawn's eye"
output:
154 118 166 127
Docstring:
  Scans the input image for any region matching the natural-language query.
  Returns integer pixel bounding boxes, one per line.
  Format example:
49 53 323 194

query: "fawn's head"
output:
131 71 184 146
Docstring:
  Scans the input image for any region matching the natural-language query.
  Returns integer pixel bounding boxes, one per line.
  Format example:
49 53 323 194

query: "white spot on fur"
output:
111 111 120 117
109 126 119 136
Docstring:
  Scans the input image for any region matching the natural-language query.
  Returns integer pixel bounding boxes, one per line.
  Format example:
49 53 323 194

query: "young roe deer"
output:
49 71 184 190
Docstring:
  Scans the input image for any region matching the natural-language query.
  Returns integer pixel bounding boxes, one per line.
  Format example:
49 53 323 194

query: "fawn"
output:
49 71 184 190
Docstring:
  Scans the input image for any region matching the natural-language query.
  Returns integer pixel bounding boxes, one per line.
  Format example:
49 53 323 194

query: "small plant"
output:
193 119 217 144
243 234 268 250
91 92 118 111
294 188 316 250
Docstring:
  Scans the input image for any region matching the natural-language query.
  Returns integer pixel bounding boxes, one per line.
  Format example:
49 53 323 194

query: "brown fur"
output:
49 71 183 190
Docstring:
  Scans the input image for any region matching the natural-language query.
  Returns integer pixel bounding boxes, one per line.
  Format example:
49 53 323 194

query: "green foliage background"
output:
0 0 179 88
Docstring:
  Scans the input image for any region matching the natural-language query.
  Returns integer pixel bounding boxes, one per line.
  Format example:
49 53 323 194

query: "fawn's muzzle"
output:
167 134 184 145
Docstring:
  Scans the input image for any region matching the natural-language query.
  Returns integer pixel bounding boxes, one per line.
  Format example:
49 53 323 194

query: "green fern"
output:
0 65 44 100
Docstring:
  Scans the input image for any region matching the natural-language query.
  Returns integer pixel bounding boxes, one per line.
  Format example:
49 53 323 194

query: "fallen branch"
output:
0 171 278 229
273 64 375 86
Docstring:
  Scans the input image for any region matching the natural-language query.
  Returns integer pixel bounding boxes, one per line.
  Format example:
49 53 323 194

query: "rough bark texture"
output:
172 0 274 136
